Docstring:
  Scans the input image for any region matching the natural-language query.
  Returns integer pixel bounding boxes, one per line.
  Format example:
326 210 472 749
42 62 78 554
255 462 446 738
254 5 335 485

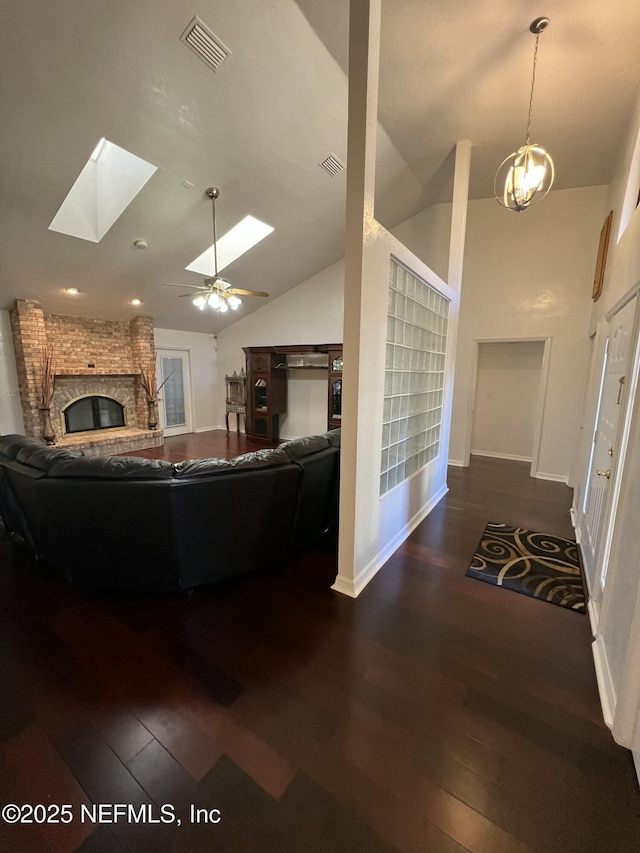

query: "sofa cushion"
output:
0 433 82 464
0 433 40 459
47 454 174 479
173 457 234 478
15 444 84 471
279 435 329 461
324 428 341 448
231 447 291 468
173 447 291 478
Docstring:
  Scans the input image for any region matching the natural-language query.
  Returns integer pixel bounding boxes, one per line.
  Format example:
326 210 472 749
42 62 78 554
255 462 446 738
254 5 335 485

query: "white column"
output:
333 0 381 596
444 140 471 466
447 140 472 294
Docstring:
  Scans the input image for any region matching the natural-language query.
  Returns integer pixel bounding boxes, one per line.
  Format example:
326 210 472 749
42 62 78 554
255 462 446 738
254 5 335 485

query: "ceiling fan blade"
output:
162 282 203 290
227 288 269 298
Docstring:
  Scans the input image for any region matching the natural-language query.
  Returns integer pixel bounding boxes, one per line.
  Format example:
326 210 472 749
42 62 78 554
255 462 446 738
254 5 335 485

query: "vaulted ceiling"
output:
2 0 639 333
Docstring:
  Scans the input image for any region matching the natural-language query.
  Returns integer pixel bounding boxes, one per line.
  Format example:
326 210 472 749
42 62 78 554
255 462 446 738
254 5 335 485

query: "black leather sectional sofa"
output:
0 430 340 592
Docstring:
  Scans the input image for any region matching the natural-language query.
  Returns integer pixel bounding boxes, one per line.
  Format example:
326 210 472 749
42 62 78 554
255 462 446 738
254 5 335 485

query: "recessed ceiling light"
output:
186 215 274 276
64 287 80 295
130 298 142 306
133 239 148 249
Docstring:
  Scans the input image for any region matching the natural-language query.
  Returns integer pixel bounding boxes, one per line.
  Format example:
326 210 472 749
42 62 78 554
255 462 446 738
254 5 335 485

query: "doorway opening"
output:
467 338 549 477
156 349 193 437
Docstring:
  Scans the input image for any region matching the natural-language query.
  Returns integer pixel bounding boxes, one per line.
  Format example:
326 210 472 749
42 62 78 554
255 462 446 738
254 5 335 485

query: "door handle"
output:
597 469 611 479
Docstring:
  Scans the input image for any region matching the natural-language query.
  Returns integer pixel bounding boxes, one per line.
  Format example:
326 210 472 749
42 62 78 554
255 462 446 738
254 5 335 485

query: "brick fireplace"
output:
10 299 163 456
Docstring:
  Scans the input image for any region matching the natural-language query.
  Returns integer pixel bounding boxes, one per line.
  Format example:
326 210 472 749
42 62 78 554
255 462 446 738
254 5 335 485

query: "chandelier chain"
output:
525 32 540 146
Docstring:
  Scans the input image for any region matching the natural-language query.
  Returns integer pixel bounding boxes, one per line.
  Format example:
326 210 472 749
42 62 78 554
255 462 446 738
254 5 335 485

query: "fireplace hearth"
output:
10 299 164 456
50 375 162 454
63 395 125 434
54 375 138 439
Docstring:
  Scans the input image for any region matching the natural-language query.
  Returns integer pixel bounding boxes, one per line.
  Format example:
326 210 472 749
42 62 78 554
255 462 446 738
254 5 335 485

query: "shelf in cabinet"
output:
284 365 327 370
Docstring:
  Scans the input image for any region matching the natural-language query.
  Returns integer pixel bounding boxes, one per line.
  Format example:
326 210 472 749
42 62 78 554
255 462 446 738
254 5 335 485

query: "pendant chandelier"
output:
495 17 554 212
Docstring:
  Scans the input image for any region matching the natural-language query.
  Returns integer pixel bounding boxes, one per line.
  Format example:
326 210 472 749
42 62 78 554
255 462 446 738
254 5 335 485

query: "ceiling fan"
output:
163 187 269 313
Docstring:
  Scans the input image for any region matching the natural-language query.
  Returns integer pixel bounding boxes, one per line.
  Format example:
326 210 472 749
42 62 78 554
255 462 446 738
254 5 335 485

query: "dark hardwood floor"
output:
1 436 639 852
123 429 281 462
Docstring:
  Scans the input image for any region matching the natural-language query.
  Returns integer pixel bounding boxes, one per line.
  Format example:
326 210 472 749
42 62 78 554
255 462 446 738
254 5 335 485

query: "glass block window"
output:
380 259 449 496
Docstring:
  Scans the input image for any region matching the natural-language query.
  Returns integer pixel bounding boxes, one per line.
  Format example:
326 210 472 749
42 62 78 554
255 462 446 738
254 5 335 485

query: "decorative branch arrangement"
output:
137 355 174 430
137 358 173 402
39 345 56 409
39 346 57 444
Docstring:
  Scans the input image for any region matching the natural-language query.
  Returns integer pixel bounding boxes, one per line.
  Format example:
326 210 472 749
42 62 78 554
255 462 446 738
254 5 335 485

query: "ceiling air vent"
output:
319 153 345 177
180 16 231 73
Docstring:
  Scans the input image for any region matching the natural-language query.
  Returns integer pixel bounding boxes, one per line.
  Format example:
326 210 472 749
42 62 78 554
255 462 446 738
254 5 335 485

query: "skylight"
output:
49 139 157 243
186 215 274 275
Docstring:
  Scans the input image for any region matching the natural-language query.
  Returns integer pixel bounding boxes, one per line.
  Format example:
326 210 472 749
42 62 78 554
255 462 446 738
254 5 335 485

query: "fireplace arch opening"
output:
63 395 126 434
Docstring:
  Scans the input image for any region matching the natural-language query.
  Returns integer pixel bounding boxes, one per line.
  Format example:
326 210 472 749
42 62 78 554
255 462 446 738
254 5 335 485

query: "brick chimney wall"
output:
10 300 155 441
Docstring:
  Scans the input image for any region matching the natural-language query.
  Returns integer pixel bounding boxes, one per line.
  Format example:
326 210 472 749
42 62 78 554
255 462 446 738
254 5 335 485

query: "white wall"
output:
391 202 452 284
471 340 545 461
0 310 24 435
449 185 608 481
153 328 218 433
334 223 458 597
216 260 345 437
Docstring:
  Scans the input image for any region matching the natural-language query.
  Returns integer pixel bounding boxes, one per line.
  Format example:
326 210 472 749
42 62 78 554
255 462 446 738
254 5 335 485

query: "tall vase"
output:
147 398 159 430
40 407 57 445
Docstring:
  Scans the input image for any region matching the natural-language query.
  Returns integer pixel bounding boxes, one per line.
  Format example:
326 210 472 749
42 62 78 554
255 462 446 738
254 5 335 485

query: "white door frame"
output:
593 290 640 594
156 348 194 436
463 336 551 478
590 283 640 746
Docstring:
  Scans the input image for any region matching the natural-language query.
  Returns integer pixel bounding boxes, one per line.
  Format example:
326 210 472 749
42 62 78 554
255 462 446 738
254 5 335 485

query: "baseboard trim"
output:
592 635 616 729
332 483 449 598
447 459 466 467
471 451 532 463
587 596 599 635
535 471 569 484
634 750 640 786
330 575 358 598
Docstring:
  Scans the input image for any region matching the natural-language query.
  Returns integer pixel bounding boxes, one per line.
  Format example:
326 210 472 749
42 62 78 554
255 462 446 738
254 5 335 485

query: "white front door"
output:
156 349 193 437
582 295 638 590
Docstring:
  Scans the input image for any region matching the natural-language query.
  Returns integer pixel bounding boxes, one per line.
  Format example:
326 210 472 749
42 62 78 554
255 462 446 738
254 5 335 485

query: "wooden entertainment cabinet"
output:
243 343 342 442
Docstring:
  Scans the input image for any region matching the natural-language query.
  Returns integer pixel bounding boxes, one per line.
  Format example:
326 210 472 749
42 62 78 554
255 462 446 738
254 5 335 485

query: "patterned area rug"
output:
466 522 586 612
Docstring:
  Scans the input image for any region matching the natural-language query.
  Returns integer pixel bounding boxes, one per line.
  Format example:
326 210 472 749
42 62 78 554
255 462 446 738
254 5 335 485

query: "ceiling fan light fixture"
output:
495 17 554 212
165 187 269 315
